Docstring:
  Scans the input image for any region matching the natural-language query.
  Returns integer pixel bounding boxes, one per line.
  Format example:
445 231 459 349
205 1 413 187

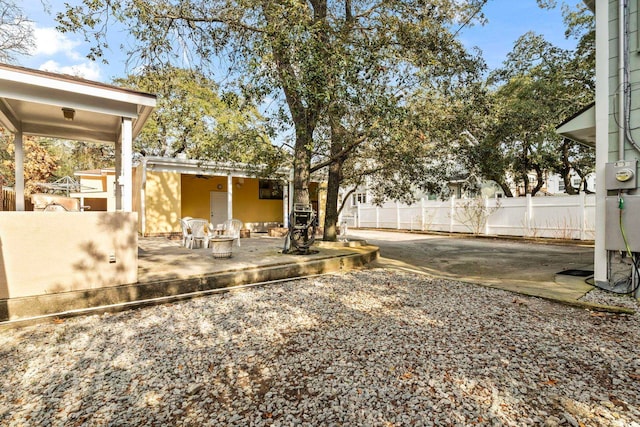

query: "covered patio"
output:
0 63 156 321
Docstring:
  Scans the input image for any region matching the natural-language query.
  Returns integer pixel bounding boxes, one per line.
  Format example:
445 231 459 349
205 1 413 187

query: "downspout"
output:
619 0 626 161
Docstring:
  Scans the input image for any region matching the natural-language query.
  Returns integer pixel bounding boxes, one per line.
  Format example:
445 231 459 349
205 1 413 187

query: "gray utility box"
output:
605 160 638 190
605 195 640 251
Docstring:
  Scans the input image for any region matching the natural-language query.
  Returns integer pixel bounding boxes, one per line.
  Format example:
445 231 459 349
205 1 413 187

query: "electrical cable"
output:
619 195 633 258
594 192 640 295
595 251 640 295
621 0 640 155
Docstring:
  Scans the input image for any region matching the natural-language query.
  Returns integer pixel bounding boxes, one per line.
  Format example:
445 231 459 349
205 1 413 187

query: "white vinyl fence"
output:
349 194 595 241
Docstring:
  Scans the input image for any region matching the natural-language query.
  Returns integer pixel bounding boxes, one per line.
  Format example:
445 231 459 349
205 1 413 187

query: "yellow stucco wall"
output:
233 178 283 224
181 174 227 220
80 175 106 191
181 175 284 226
144 170 182 234
138 171 286 235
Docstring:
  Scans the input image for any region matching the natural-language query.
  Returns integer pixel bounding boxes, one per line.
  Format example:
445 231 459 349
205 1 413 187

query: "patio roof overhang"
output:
556 103 595 148
0 63 155 143
141 156 292 180
0 63 156 211
583 0 595 13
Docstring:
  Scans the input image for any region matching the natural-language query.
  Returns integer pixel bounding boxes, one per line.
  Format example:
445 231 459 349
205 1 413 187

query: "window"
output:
258 180 283 200
559 180 565 191
352 192 367 206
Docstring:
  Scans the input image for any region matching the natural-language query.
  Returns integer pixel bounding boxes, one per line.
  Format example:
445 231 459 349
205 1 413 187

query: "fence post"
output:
579 192 586 240
526 194 533 236
484 196 490 236
450 196 455 233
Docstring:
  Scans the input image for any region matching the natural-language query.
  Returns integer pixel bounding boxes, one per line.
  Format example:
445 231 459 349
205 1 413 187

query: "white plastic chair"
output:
180 217 193 248
187 218 210 249
222 218 243 247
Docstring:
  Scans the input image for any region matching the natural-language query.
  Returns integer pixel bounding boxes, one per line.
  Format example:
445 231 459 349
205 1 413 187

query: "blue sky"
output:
458 0 578 70
17 0 578 83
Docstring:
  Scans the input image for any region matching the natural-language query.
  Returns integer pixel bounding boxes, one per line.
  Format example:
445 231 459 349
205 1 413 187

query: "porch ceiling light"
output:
62 107 75 121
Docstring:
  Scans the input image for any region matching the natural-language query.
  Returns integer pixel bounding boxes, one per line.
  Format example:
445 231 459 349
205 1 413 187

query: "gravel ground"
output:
1 269 639 427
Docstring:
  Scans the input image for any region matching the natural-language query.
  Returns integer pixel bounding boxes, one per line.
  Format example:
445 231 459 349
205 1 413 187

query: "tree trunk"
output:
495 178 514 197
561 139 578 195
323 156 344 241
323 109 347 241
531 164 544 196
292 128 312 207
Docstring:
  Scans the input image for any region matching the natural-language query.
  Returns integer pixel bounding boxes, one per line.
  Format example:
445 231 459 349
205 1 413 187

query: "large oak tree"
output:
57 0 486 233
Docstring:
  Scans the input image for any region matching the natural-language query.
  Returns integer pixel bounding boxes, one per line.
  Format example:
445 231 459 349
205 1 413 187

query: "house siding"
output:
608 0 640 173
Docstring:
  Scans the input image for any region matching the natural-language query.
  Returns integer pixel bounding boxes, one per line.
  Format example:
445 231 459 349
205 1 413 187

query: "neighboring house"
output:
73 156 325 236
515 171 595 196
557 0 640 292
341 171 595 225
73 168 117 211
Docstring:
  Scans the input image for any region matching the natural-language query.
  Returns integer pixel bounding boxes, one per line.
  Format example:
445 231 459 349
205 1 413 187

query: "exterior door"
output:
210 191 228 227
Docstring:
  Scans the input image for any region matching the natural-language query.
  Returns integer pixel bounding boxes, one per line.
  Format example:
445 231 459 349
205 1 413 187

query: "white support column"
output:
121 118 133 212
357 203 361 228
594 0 609 284
283 181 289 227
420 197 426 231
115 133 122 211
227 174 233 220
396 202 401 229
140 159 148 236
14 131 24 211
376 205 380 228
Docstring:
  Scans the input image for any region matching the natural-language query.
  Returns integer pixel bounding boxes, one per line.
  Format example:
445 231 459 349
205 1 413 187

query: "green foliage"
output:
49 140 115 178
478 2 595 196
56 0 488 211
0 131 59 194
113 67 285 172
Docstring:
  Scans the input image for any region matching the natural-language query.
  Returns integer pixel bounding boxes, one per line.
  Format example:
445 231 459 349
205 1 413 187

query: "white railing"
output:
351 194 595 241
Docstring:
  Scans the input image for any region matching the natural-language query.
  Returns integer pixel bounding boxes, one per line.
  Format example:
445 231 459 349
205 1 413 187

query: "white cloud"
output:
38 60 102 81
24 23 103 81
30 25 82 59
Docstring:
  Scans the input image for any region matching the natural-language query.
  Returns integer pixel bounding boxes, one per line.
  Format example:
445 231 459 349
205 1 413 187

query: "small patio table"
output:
210 237 234 258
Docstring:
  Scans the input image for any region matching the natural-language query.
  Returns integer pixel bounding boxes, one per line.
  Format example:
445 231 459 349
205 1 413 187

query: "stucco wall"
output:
139 171 289 235
0 212 137 300
232 178 283 224
181 174 228 221
145 170 182 234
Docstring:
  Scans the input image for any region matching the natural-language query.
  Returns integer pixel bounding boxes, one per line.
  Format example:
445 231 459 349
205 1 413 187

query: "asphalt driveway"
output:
349 229 595 301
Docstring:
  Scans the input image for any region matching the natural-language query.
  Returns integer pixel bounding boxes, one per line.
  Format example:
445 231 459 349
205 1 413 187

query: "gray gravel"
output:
1 269 639 427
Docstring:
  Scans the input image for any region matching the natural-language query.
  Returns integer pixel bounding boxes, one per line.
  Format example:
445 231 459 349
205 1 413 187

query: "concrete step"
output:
555 267 594 287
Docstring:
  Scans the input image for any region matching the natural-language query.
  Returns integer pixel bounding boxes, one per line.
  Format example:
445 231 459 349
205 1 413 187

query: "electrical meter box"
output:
605 195 640 251
605 160 638 190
